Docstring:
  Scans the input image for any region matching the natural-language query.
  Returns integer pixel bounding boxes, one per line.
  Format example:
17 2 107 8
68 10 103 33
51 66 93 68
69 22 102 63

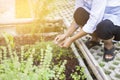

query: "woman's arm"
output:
82 0 107 33
54 20 78 43
64 20 79 37
58 0 107 48
70 29 87 42
58 29 87 48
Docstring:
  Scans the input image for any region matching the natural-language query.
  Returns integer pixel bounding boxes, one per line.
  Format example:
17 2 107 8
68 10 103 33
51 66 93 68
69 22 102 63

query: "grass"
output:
109 66 115 70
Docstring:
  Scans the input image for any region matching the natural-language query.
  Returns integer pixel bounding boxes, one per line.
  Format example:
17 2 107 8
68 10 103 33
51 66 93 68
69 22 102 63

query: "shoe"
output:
103 47 115 62
85 40 101 49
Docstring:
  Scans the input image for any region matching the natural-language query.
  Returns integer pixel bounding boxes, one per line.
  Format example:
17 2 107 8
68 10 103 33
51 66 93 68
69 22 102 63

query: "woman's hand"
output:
54 34 67 44
58 37 73 48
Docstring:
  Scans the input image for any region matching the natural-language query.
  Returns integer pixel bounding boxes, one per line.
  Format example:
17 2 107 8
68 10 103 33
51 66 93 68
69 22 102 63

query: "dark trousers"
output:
74 7 120 41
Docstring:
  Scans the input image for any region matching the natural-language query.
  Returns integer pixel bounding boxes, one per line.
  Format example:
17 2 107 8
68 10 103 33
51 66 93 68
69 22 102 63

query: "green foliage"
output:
71 66 87 80
0 44 67 80
99 62 105 67
0 33 87 80
104 70 111 75
109 66 115 70
115 73 120 79
2 32 15 48
0 33 66 80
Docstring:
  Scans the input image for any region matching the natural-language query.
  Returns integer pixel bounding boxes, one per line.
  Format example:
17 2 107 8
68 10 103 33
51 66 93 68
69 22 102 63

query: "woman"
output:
54 0 120 62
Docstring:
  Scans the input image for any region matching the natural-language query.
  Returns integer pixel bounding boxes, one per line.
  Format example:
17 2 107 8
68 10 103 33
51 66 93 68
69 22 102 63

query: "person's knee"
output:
96 20 113 31
96 20 114 40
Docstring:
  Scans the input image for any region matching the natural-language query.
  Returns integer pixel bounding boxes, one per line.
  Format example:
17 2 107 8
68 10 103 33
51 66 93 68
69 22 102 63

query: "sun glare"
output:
16 0 32 18
0 0 55 36
0 0 54 21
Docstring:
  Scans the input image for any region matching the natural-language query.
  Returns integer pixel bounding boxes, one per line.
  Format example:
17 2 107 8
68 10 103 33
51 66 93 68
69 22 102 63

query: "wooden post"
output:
71 43 93 80
75 39 109 80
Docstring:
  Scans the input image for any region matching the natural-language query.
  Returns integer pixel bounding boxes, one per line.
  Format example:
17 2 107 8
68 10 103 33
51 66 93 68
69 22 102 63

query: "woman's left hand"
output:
58 37 73 48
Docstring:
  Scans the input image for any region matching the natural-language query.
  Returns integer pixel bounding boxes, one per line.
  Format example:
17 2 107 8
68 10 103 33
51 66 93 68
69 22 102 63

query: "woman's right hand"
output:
54 34 67 44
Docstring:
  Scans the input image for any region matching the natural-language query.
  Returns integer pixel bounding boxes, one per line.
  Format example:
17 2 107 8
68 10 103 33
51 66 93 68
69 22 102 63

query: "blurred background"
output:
0 0 64 46
0 0 55 21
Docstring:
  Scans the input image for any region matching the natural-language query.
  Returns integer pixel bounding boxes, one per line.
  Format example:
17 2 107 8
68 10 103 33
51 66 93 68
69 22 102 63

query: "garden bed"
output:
0 20 64 46
0 38 87 80
0 20 88 80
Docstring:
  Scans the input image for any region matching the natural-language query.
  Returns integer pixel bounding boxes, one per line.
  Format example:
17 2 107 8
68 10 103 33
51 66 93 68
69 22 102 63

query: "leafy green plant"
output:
71 66 87 80
0 33 66 80
113 61 119 65
115 73 120 79
0 33 87 80
109 66 115 70
104 70 111 75
0 44 67 80
99 62 105 67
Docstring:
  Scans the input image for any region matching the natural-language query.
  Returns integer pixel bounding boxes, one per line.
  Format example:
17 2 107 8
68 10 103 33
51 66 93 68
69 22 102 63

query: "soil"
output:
0 33 57 47
52 48 87 80
0 22 86 80
0 40 87 80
